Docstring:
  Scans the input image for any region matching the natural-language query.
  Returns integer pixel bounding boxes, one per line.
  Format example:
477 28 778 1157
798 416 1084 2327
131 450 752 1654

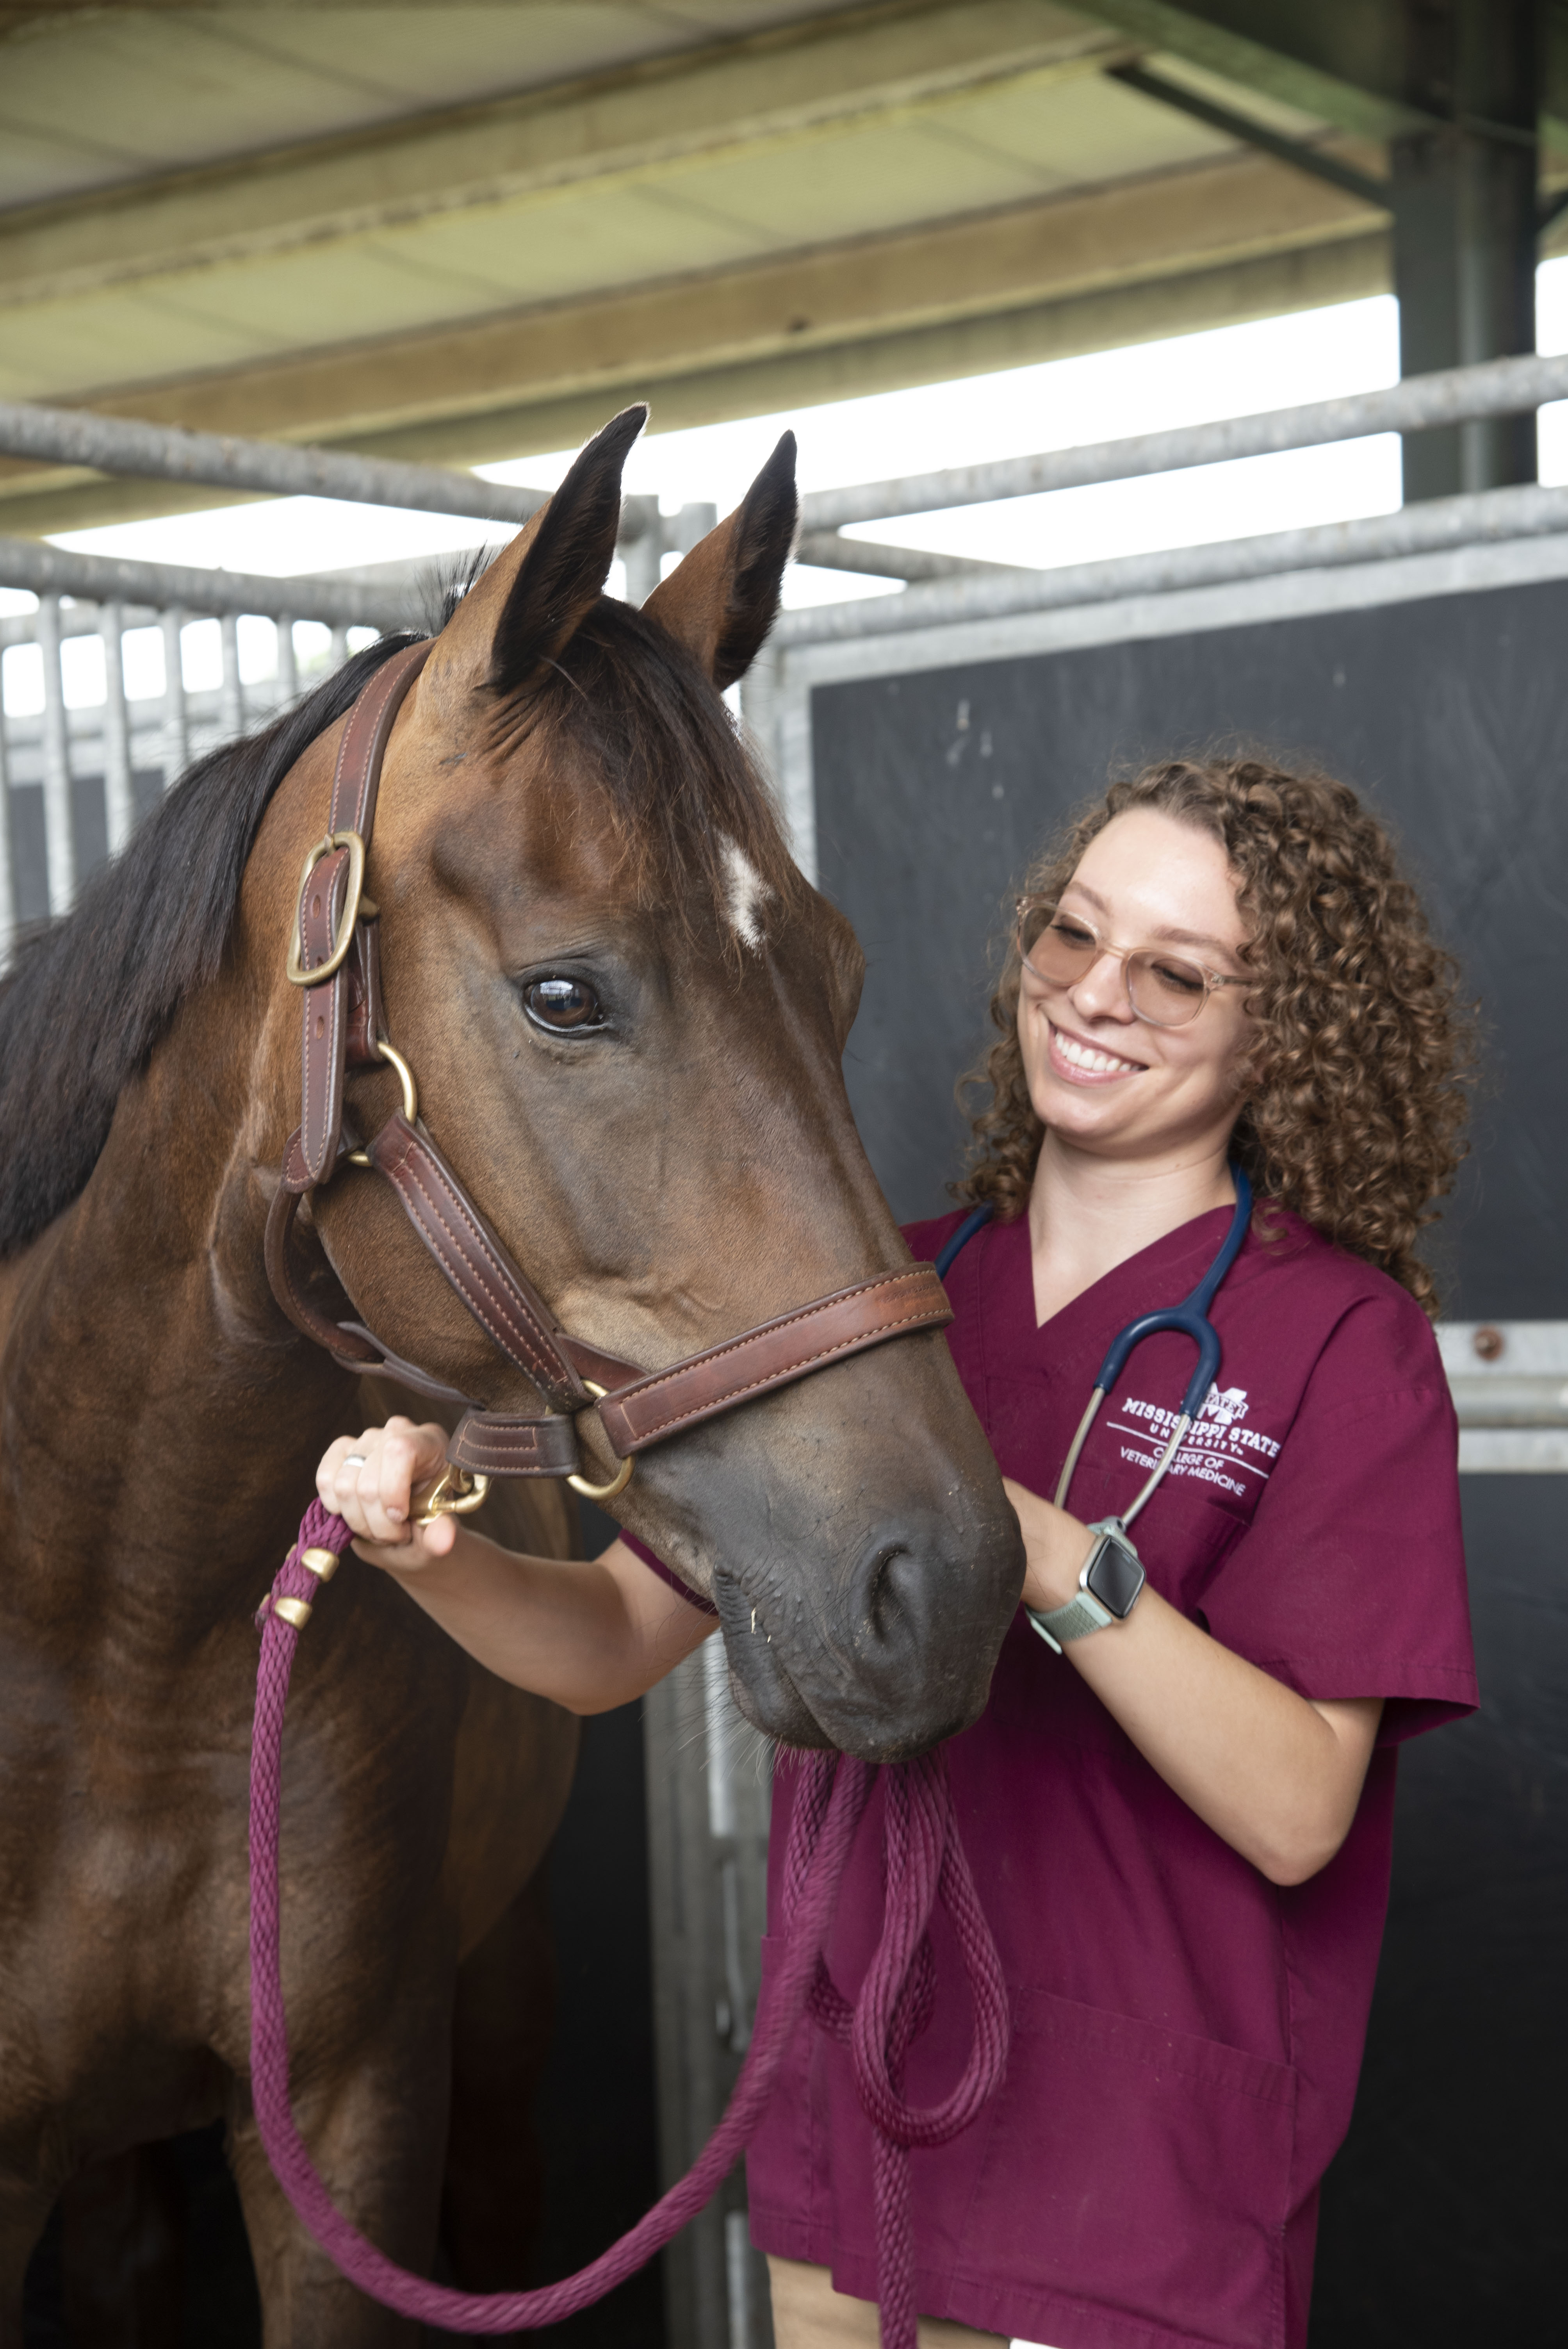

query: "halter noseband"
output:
264 641 952 1512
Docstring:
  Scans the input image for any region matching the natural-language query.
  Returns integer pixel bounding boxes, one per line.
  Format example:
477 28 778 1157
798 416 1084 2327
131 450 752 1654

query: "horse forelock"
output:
482 595 803 955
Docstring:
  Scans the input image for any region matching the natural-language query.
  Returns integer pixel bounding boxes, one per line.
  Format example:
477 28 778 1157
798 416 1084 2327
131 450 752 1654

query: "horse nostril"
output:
862 1542 908 1642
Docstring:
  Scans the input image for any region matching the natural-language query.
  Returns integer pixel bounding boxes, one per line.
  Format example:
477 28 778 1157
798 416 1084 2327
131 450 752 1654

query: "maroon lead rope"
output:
251 1501 1010 2345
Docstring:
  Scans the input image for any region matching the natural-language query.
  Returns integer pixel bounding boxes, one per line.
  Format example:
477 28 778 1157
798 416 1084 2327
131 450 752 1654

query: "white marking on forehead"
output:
720 837 771 951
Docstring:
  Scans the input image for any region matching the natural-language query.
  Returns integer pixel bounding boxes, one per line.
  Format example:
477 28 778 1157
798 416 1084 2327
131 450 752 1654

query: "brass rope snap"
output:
412 1463 492 1526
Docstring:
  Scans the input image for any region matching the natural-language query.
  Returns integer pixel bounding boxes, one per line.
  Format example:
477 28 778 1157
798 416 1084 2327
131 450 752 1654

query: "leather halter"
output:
265 641 953 1494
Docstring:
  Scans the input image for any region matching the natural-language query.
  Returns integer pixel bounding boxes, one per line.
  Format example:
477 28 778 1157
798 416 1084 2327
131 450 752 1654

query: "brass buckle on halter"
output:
285 829 375 987
567 1383 635 1504
412 1463 492 1525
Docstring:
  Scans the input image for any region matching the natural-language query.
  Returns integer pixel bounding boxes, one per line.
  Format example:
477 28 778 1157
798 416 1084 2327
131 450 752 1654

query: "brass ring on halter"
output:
346 1039 420 1167
285 830 371 987
568 1383 635 1503
412 1463 492 1525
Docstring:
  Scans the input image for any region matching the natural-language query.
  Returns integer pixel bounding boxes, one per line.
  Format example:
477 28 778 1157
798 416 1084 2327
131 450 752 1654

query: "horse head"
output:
253 408 1023 1763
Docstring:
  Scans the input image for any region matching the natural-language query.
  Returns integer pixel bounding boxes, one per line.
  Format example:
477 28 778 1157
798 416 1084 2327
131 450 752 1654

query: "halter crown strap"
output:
296 641 431 1185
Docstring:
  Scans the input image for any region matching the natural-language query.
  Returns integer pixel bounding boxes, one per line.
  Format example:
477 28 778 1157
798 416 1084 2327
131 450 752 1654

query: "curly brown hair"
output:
957 755 1472 1315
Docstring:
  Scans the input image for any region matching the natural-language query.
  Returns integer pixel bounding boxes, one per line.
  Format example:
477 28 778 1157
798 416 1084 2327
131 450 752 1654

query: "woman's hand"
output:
317 1417 460 1567
1003 1476 1096 1612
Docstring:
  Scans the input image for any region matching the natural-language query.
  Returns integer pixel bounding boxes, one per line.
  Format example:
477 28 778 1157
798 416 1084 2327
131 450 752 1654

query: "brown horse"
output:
0 409 1022 2341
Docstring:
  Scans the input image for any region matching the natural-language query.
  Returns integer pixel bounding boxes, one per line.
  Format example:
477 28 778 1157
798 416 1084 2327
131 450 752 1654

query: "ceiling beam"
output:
0 0 1121 307
1069 0 1435 139
0 141 1388 535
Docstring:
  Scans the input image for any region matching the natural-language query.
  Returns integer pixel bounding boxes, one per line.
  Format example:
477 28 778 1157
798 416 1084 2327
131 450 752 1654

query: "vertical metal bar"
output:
1392 0 1539 499
621 497 665 605
276 614 298 703
219 610 243 738
160 608 187 788
644 1656 732 2349
100 602 134 856
329 623 349 670
0 663 16 971
36 593 75 918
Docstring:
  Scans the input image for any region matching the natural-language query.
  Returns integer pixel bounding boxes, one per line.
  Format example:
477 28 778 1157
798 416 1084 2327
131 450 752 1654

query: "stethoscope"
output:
935 1163 1253 1527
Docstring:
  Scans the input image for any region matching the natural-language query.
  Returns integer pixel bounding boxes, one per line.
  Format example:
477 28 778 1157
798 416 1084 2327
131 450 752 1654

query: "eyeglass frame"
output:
1013 896 1252 1030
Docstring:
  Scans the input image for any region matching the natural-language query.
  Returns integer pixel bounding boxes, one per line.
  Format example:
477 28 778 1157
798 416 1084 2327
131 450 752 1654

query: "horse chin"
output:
711 1578 990 1766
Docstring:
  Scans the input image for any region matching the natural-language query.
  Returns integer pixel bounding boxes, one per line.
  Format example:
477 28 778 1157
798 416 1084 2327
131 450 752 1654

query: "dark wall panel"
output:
809 576 1568 2342
813 579 1568 1317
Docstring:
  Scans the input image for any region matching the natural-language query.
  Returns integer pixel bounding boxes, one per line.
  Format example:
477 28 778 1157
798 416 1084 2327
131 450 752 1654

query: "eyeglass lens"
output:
1017 903 1209 1027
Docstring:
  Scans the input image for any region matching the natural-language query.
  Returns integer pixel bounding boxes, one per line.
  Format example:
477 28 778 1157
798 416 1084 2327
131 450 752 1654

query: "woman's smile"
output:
1048 1019 1146 1083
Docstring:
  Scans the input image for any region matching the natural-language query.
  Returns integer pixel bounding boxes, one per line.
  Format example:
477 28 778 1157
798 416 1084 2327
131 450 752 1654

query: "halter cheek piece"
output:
264 640 953 1513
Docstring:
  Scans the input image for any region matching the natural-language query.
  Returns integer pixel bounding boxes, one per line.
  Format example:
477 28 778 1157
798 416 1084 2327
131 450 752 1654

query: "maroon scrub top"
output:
638 1202 1477 2349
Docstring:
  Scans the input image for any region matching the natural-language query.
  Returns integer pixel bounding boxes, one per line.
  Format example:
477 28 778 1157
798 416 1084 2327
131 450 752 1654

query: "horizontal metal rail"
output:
0 536 408 629
794 530 1021 579
799 351 1568 532
1449 1376 1568 1428
0 399 551 529
774 482 1568 646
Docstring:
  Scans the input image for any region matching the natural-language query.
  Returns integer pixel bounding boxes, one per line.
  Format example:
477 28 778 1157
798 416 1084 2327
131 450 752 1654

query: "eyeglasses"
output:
1015 898 1250 1030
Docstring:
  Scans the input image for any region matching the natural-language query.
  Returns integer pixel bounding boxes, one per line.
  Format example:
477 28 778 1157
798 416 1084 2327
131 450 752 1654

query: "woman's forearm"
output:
373 1527 713 1711
318 1420 713 1710
1004 1478 1382 1884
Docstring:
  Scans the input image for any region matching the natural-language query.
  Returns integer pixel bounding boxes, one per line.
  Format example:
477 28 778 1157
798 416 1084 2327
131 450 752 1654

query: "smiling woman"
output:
711 753 1478 2349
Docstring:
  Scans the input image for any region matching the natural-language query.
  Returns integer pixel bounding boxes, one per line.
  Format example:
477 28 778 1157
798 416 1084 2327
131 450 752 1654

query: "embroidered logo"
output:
1108 1385 1281 1501
1199 1384 1249 1428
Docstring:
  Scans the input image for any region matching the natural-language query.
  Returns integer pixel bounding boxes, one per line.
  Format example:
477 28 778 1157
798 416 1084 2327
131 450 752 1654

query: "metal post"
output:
219 610 243 739
1393 0 1540 500
622 498 664 606
276 614 298 703
328 624 349 671
643 1648 775 2349
159 609 187 788
0 671 16 970
36 593 74 918
101 602 134 855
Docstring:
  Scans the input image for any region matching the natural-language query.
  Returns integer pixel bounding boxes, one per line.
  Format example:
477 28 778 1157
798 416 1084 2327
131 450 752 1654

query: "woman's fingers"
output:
316 1420 451 1557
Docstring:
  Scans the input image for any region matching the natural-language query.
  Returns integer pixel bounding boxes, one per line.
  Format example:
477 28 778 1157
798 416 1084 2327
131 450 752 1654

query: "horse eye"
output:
524 977 604 1032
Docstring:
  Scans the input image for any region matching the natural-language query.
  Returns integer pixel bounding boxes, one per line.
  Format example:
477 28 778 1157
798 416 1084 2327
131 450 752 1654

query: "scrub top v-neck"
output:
743 1200 1476 2349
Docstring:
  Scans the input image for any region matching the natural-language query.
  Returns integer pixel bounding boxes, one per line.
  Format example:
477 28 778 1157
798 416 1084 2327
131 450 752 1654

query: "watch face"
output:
1085 1534 1145 1619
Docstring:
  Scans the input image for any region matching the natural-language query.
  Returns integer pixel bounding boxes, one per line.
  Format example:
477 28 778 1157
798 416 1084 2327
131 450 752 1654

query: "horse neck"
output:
0 954 339 1620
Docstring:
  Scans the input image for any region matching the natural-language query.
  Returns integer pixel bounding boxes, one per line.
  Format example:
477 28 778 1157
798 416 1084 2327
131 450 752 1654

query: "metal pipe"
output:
794 531 1021 580
0 399 550 529
35 594 75 917
1449 1376 1568 1427
160 610 187 788
0 675 16 969
798 351 1568 532
0 537 409 631
219 612 243 739
773 482 1568 647
100 602 134 856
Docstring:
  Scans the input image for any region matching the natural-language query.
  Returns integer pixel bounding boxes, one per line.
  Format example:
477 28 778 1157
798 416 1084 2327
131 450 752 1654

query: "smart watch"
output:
1026 1518 1146 1655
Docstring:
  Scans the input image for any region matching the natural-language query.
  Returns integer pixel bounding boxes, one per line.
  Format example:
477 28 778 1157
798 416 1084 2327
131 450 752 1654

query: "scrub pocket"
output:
960 1987 1297 2349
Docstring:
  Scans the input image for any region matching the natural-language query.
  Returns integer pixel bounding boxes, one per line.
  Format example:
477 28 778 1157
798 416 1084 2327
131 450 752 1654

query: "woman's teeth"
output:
1053 1028 1141 1076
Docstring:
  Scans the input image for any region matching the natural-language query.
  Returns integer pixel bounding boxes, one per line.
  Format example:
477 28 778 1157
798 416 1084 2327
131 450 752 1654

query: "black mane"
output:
0 633 419 1257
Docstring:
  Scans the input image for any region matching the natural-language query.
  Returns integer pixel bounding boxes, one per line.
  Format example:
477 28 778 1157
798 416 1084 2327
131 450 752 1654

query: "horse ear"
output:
485 404 647 694
643 431 797 689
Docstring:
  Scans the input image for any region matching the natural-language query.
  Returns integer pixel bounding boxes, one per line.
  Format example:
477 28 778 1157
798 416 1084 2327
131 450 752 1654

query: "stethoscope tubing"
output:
935 1165 1254 1529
